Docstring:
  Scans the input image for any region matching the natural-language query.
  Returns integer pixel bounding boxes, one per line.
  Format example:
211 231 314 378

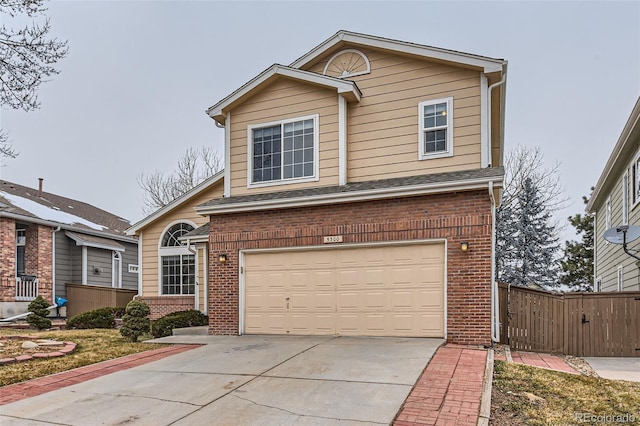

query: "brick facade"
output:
207 190 493 346
137 296 196 320
0 218 16 302
24 225 53 303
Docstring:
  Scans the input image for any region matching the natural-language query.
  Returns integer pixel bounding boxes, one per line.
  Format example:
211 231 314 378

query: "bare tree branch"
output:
0 0 68 158
138 146 223 215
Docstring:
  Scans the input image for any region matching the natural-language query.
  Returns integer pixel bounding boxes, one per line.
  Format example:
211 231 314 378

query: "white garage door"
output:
243 243 445 337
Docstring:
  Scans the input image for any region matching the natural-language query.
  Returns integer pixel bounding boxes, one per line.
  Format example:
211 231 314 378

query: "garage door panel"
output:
244 243 445 337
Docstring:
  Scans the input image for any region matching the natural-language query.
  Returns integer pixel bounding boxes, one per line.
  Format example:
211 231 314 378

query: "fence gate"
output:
500 284 640 357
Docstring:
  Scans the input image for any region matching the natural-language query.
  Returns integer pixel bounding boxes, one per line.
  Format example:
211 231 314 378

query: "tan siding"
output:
301 47 483 182
139 182 223 297
594 165 640 291
346 48 481 181
229 78 339 196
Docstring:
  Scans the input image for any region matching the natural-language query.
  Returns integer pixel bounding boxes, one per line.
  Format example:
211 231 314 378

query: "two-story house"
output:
587 97 640 292
191 31 507 346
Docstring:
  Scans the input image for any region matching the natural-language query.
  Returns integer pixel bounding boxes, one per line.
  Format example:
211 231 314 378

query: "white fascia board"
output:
125 170 224 235
0 211 138 244
206 65 361 124
65 231 125 252
587 97 640 212
196 175 504 215
290 31 506 73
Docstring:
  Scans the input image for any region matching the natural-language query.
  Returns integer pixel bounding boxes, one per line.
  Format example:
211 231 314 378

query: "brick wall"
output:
208 190 493 346
0 218 16 302
23 225 53 303
137 296 196 319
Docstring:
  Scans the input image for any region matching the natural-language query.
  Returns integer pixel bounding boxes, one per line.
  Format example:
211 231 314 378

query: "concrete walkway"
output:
0 335 443 425
394 345 488 426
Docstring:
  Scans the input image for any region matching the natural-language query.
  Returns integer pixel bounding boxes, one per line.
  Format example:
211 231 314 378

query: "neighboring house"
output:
587 97 640 292
0 179 138 318
125 172 224 319
194 31 507 346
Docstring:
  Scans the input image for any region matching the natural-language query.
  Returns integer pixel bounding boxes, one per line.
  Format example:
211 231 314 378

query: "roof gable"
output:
206 64 361 125
126 170 224 235
290 30 506 74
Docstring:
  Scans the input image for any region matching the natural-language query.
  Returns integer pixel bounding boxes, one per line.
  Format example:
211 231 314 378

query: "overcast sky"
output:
1 1 638 241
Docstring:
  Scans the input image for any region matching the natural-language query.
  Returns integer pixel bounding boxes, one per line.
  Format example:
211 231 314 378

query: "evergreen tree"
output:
498 177 561 288
560 192 594 291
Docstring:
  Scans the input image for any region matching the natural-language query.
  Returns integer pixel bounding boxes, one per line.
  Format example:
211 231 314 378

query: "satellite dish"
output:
604 225 640 244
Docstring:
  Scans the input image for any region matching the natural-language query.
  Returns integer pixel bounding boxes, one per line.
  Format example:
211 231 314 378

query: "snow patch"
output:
1 192 106 231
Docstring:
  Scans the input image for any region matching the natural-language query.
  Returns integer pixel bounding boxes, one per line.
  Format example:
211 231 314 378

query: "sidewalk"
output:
0 344 198 405
394 345 489 426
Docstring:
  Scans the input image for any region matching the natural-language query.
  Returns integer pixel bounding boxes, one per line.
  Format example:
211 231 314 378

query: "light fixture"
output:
218 254 228 264
460 242 469 253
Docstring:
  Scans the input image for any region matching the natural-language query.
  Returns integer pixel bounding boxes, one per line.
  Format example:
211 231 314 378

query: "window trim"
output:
622 170 629 225
15 228 25 277
157 220 197 296
247 114 320 189
617 265 623 292
418 97 454 160
605 196 612 230
632 151 640 210
112 251 122 289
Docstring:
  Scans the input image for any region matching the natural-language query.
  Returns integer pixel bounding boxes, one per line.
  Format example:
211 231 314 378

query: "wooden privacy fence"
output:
499 283 640 357
65 283 137 318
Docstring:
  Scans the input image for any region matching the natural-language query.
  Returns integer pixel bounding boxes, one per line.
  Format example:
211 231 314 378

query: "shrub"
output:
120 300 150 342
26 296 52 330
66 307 125 329
151 310 208 338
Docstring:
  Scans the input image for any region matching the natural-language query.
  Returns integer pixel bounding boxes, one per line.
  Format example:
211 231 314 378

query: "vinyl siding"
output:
139 182 223 297
54 234 74 299
594 152 640 291
86 247 113 287
121 242 138 290
306 46 482 181
229 78 339 196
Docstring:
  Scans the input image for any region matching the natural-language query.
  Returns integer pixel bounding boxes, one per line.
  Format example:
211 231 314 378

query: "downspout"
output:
52 226 61 301
487 70 507 168
488 181 500 343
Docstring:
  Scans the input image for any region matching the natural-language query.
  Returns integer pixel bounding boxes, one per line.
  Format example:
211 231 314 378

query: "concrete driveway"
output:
0 335 442 425
584 357 640 382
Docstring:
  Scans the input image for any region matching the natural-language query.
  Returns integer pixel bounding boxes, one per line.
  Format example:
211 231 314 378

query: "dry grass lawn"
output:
0 328 163 387
491 360 640 425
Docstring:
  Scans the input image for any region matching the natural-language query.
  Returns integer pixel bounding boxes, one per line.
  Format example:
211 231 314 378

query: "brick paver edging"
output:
394 344 488 426
0 342 77 365
0 344 200 405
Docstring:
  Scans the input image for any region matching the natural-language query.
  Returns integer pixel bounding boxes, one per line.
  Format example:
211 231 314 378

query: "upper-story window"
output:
632 152 640 208
248 115 319 186
622 171 629 225
418 97 454 160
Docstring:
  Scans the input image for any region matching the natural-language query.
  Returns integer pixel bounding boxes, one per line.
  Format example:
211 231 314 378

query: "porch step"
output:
172 326 209 336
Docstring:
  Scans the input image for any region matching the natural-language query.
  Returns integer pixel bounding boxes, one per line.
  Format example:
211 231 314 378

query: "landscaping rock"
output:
36 340 64 346
21 341 38 349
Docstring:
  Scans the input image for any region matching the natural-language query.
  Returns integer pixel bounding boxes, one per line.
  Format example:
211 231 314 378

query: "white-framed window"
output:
418 97 454 160
605 197 612 230
617 265 623 291
622 171 629 225
632 152 640 208
248 114 319 187
112 251 122 288
595 276 602 292
159 222 195 295
15 228 25 276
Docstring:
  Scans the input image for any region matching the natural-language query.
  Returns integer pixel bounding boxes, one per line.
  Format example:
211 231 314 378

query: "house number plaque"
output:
323 235 343 244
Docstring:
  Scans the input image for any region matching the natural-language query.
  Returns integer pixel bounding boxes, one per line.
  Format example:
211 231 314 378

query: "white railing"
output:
15 276 38 301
